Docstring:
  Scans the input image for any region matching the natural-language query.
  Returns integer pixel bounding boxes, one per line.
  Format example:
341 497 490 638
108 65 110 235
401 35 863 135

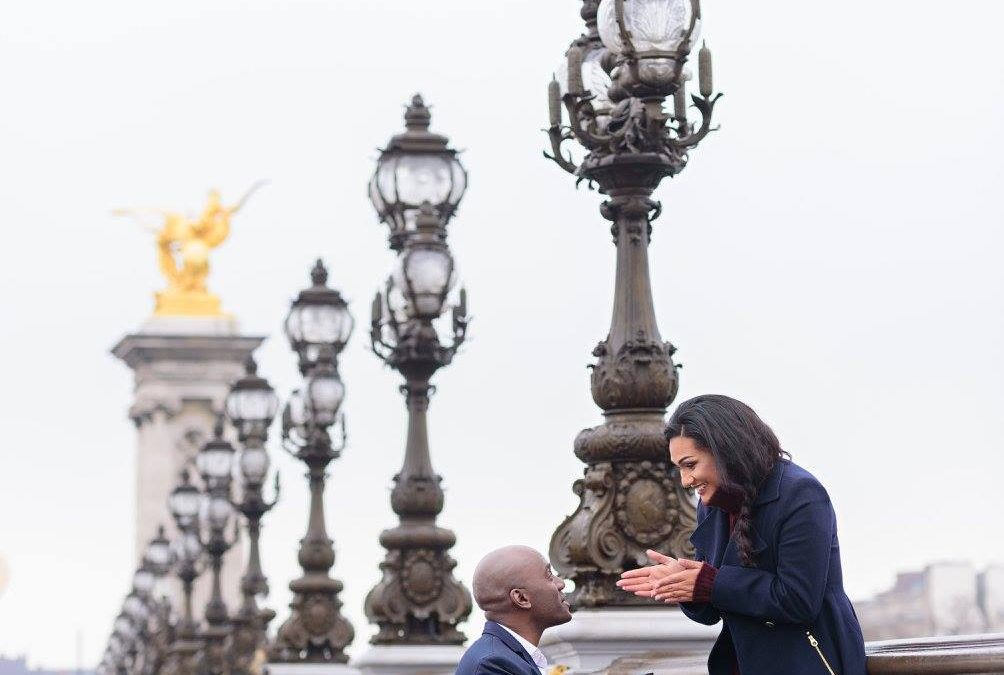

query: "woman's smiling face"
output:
669 435 720 505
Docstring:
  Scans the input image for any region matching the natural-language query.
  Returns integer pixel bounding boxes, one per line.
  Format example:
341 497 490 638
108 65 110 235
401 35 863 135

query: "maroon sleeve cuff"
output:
693 562 718 603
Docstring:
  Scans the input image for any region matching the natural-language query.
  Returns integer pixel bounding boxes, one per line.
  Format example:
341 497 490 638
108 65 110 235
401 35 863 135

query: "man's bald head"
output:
473 545 545 613
472 545 572 642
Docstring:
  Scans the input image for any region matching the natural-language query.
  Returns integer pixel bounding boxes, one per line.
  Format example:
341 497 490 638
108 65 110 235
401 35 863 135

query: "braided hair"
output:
665 395 789 568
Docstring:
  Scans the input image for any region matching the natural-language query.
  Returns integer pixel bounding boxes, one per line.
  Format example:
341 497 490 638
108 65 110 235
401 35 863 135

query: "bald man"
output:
455 546 572 675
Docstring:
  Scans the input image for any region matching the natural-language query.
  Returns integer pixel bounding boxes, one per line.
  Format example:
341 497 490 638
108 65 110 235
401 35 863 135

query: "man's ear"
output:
509 587 532 610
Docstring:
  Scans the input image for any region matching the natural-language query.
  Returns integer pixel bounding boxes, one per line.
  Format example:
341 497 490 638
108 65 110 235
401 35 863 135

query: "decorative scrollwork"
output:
590 337 678 411
270 587 354 664
550 455 698 608
364 546 471 645
546 89 722 183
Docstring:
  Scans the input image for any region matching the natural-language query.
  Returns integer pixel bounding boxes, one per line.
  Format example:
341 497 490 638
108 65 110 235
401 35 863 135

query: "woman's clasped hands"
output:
616 549 705 604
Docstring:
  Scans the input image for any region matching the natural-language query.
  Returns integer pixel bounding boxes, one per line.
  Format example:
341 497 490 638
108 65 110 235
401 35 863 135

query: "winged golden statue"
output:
115 184 264 316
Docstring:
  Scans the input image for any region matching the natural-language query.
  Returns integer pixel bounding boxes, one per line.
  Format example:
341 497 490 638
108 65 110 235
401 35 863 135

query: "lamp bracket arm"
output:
543 125 579 174
369 337 395 365
566 94 613 148
668 92 722 149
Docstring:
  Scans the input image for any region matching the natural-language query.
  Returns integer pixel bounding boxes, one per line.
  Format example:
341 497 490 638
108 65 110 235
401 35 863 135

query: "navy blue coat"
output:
681 460 867 675
455 621 540 675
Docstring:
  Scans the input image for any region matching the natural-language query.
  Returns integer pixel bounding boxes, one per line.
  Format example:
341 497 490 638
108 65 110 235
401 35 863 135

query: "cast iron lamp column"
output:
113 611 139 675
195 423 239 675
271 261 355 663
164 469 206 675
142 525 176 675
125 558 160 675
225 357 281 674
544 0 721 608
364 96 472 646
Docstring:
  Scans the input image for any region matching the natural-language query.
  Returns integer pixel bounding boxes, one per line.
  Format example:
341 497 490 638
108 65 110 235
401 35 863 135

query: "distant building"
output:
0 655 93 675
978 564 1004 632
856 562 1003 640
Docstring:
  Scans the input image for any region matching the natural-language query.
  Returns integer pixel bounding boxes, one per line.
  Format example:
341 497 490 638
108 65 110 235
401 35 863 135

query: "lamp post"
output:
270 261 355 664
363 96 472 653
195 422 238 675
126 560 158 675
164 469 205 675
543 0 720 610
103 524 173 675
140 525 176 675
368 94 467 253
113 611 139 675
226 357 280 675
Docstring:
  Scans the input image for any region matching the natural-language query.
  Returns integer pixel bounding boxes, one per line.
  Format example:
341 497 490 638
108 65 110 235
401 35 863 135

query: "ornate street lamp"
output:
144 525 174 578
113 611 139 673
547 0 718 181
194 422 238 675
364 96 472 647
284 260 354 375
225 358 280 675
136 525 176 675
537 3 725 668
163 470 205 675
543 0 719 609
368 94 467 252
270 262 355 664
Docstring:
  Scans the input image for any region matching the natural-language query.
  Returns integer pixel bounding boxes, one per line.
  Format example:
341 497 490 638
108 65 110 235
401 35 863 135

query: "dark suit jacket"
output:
455 621 541 675
681 460 867 675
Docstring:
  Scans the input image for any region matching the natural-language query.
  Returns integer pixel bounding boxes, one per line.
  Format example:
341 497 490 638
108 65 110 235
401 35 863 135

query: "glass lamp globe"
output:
392 247 457 320
284 260 354 369
132 566 155 596
597 0 698 55
173 530 203 564
597 0 700 90
555 46 614 117
196 433 235 485
239 445 270 484
143 526 173 577
206 495 233 531
123 593 149 624
114 614 136 641
168 471 201 528
226 358 279 438
368 94 467 248
306 366 345 428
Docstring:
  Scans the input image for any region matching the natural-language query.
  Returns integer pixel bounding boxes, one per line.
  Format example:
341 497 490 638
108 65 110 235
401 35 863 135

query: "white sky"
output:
1 0 1003 669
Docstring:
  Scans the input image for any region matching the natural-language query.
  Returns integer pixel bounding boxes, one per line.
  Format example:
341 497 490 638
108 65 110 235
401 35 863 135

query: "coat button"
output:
765 621 775 628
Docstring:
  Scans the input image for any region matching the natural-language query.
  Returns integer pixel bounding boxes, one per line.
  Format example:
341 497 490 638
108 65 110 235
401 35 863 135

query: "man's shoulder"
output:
457 633 533 674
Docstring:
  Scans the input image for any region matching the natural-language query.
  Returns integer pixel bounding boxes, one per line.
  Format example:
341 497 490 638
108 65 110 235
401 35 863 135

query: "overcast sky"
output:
1 0 1003 669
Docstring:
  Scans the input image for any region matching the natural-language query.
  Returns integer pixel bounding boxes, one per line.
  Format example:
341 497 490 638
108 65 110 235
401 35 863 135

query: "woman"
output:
618 395 866 675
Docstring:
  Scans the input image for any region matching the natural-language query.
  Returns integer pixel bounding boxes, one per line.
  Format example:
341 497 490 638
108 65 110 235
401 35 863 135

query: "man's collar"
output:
483 621 547 670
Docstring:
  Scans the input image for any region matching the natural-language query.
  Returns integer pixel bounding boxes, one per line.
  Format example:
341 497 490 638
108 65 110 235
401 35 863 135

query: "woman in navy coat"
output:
618 395 867 675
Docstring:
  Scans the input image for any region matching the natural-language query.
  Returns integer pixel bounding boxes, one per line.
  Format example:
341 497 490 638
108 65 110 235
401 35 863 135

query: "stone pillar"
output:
113 315 264 619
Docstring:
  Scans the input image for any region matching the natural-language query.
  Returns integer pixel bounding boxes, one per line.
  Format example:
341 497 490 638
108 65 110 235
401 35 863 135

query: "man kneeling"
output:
456 546 573 675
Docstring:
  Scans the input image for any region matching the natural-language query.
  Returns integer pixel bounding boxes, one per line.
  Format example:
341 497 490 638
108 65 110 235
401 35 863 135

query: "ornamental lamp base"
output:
352 644 466 675
538 607 717 674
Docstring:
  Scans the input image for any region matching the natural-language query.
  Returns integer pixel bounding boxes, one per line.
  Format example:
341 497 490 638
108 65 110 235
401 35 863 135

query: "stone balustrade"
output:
593 632 1004 674
866 633 1004 674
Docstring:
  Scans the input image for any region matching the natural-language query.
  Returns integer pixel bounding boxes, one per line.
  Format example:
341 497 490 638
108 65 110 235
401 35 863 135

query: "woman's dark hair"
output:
665 394 789 567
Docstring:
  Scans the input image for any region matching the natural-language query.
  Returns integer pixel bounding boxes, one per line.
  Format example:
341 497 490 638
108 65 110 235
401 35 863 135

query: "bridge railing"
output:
865 633 1004 674
594 632 1004 674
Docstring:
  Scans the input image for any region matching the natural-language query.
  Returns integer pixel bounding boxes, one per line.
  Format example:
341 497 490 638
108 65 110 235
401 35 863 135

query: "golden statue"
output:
115 184 263 316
